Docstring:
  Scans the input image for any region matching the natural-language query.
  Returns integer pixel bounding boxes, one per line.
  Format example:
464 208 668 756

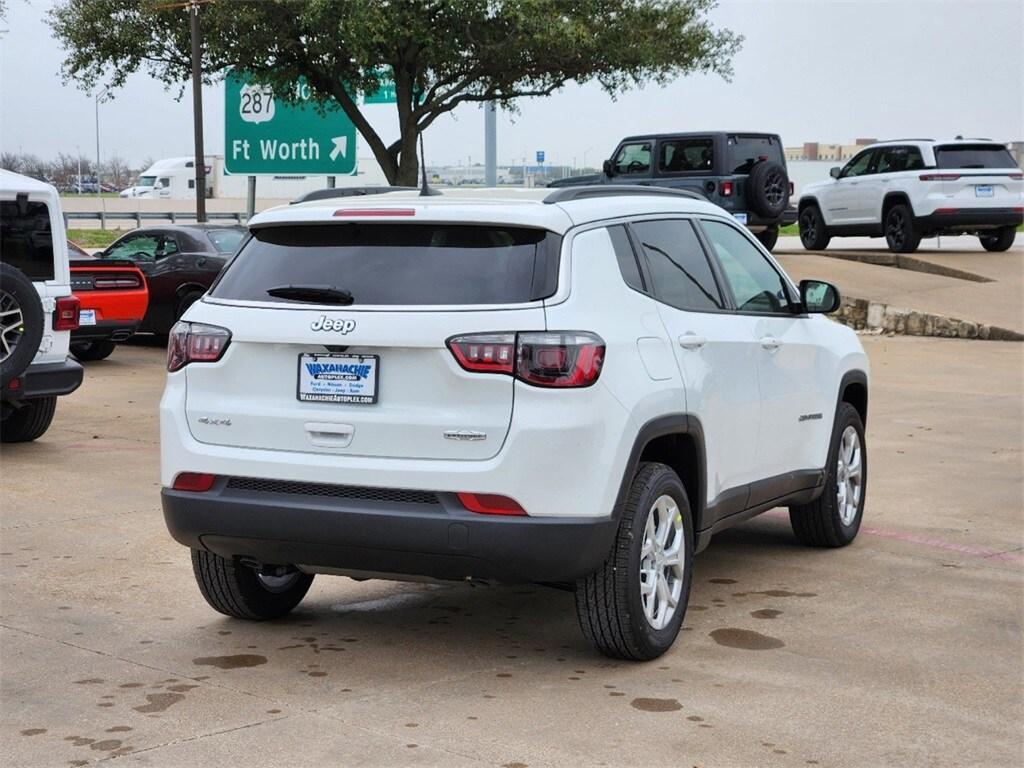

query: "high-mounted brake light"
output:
172 472 217 492
448 331 605 388
457 492 526 516
333 208 416 217
167 321 231 372
720 181 733 197
919 173 961 181
53 295 80 331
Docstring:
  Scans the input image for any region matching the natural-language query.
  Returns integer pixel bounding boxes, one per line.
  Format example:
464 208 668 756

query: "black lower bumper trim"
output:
161 484 618 583
917 208 1023 233
2 359 83 400
72 320 140 343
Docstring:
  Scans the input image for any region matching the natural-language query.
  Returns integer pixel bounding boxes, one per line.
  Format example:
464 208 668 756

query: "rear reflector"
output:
934 208 960 215
172 472 217 492
334 208 416 217
53 295 80 331
7 377 21 390
919 173 961 181
457 492 526 516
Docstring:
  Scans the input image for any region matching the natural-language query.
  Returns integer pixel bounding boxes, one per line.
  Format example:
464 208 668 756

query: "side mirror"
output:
830 166 842 179
602 159 614 177
800 279 841 314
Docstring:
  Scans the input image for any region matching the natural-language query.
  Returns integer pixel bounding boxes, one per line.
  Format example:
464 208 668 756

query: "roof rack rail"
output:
543 185 706 205
881 138 933 143
291 186 418 204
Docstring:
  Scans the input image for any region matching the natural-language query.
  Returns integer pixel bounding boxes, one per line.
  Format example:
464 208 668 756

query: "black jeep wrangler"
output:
550 132 797 251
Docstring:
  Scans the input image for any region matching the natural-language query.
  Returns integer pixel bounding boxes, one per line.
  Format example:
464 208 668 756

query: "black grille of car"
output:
225 477 440 506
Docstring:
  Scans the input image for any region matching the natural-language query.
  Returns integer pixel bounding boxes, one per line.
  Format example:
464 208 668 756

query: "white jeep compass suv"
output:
160 186 869 660
799 139 1022 253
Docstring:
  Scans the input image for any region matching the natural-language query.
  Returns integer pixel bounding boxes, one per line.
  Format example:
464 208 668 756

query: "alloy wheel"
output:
836 425 863 526
886 210 906 248
639 494 685 630
0 289 25 365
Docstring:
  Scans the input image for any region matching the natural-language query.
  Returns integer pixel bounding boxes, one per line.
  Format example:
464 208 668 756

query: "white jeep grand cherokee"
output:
160 186 869 660
799 138 1023 253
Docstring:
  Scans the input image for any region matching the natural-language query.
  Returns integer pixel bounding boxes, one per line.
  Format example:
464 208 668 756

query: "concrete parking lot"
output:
3 252 1023 767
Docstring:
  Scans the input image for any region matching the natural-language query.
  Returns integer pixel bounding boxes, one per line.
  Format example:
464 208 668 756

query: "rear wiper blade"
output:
266 284 354 305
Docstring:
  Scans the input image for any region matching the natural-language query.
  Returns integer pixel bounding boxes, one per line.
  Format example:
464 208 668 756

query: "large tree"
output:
50 0 740 186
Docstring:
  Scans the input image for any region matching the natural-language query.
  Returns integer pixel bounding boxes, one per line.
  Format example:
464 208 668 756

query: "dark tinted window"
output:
0 200 55 280
726 134 783 174
631 220 723 311
701 220 793 314
659 138 714 173
607 225 644 292
207 228 245 253
935 144 1017 169
211 224 560 305
875 146 925 173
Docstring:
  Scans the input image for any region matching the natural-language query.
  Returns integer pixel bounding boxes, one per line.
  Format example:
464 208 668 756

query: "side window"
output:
631 219 723 311
841 150 875 178
658 138 714 173
607 225 644 292
876 146 924 174
701 220 793 314
107 234 161 262
158 177 171 189
0 200 55 281
612 142 651 175
161 236 179 257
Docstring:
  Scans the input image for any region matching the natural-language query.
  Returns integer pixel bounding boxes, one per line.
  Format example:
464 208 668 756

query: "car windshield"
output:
138 176 157 187
207 228 246 253
210 223 560 306
935 145 1017 169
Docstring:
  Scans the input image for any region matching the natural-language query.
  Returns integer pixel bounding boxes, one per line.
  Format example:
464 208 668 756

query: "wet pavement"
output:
2 334 1021 767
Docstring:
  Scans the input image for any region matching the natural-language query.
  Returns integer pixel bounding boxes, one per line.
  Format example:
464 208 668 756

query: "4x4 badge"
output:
311 316 356 334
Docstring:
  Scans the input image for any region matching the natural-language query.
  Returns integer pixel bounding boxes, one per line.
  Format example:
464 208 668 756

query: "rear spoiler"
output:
70 258 138 269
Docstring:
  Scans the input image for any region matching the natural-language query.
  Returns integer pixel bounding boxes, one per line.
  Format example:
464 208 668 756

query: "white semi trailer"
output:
119 156 385 199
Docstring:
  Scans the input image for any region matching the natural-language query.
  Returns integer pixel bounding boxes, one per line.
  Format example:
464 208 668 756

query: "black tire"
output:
176 291 203 322
755 226 779 252
575 462 694 661
979 226 1016 252
1 396 57 443
71 340 117 362
191 549 313 620
789 402 867 547
0 263 45 387
746 161 790 218
799 205 831 250
884 203 921 253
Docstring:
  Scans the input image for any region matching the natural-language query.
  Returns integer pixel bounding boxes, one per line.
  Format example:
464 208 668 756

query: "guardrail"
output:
64 211 248 228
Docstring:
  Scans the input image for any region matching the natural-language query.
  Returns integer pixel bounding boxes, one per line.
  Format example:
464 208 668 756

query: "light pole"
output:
94 88 107 198
76 146 82 194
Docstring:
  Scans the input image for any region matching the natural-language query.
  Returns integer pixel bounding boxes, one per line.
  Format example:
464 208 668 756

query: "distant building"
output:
785 139 878 162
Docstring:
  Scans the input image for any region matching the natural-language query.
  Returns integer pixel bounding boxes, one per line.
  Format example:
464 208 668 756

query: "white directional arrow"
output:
329 136 348 162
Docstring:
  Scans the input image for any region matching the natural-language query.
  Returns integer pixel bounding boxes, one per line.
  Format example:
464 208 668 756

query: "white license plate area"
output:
733 213 748 225
975 185 994 198
298 353 378 404
79 309 97 326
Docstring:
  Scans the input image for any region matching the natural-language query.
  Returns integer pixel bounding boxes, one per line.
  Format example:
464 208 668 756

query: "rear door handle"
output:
760 335 781 351
678 333 707 350
197 257 208 267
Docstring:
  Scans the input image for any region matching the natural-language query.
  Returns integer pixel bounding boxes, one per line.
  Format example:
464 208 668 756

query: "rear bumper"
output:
917 207 1023 232
2 358 83 400
161 482 618 583
72 320 140 343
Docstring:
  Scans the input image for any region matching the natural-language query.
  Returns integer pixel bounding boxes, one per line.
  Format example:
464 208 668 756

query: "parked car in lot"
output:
1 170 83 442
97 224 246 334
798 139 1023 253
68 240 149 361
160 186 869 660
549 132 797 251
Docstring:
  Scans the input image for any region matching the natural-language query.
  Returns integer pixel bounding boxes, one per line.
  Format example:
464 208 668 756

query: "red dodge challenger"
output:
68 240 149 361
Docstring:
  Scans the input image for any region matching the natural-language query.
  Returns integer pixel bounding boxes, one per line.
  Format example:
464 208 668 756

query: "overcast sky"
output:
1 0 1022 170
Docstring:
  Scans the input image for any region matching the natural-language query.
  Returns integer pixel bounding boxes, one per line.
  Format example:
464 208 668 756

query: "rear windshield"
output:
210 224 561 305
1 200 56 281
726 134 784 174
935 145 1017 169
207 228 246 254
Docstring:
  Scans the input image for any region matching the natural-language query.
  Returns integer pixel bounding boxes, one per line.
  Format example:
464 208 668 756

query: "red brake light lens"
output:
172 472 217 492
1009 173 1023 180
919 173 961 181
167 321 231 372
457 492 526 516
334 208 416 217
448 332 605 388
53 295 80 331
720 181 733 197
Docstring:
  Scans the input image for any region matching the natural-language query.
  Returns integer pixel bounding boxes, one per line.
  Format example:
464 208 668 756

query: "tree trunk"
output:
393 131 420 186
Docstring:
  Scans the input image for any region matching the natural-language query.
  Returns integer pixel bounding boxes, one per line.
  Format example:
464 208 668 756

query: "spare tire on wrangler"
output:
1 263 44 387
746 161 789 219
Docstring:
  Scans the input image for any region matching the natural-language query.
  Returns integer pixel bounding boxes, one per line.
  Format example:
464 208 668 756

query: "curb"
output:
833 296 1024 341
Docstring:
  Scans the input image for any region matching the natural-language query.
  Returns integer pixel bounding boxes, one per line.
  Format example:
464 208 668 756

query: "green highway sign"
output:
364 80 397 104
224 70 357 175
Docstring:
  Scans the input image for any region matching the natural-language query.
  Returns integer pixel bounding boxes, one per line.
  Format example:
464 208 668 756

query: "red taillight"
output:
53 295 80 331
334 208 416 217
172 472 217 492
7 377 21 390
1009 173 1023 180
919 173 961 181
167 321 231 372
720 181 733 197
448 332 605 388
93 275 142 289
457 492 526 516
